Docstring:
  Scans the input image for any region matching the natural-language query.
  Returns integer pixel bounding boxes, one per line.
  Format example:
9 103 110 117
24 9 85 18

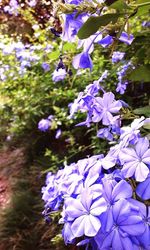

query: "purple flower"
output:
20 60 31 68
85 81 101 96
112 51 125 63
136 174 150 200
92 92 122 125
98 35 113 48
97 127 113 141
142 21 150 27
38 118 50 132
62 13 83 42
119 137 150 182
55 129 62 139
4 0 19 15
28 0 37 7
2 44 15 55
69 92 84 118
120 116 146 147
116 61 132 94
119 32 134 45
42 172 62 211
128 200 150 248
116 81 128 94
64 189 107 237
72 52 93 70
42 62 50 72
95 199 145 250
101 178 133 208
52 68 67 82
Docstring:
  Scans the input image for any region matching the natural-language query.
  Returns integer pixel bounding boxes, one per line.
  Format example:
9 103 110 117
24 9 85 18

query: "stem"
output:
131 2 150 7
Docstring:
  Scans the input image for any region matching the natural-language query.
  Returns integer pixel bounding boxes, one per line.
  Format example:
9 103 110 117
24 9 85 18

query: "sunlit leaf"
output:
77 14 121 39
133 106 150 116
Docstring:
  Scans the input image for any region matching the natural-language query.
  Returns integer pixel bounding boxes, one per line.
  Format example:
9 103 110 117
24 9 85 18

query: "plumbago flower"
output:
38 115 54 132
92 92 122 125
116 61 133 94
42 153 149 248
38 119 50 132
112 51 125 63
52 68 67 82
95 199 146 250
69 75 122 129
62 13 84 42
41 1 150 249
136 174 150 200
72 31 134 70
72 51 93 70
4 0 19 16
119 116 147 147
119 137 150 182
69 72 107 119
62 0 86 42
63 188 107 238
52 58 67 82
106 116 150 162
42 62 50 72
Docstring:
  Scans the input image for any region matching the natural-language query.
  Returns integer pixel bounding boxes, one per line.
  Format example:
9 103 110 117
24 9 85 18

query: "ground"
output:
0 147 25 211
0 147 26 250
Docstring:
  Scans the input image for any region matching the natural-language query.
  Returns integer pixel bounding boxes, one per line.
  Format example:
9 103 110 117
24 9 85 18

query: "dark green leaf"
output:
128 65 150 82
133 106 150 116
77 14 121 39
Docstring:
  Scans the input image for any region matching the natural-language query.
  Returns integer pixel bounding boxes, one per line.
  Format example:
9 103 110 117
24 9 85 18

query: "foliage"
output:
0 0 150 249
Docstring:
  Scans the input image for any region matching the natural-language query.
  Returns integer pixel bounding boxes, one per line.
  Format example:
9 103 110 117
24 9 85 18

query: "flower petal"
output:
112 180 132 202
90 197 107 216
71 215 86 237
84 214 101 236
135 162 149 182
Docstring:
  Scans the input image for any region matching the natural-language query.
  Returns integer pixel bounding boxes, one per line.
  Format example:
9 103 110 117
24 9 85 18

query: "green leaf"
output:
49 50 60 60
77 14 121 39
137 6 150 15
109 0 131 11
63 42 76 52
136 0 150 15
133 106 150 116
128 65 150 82
143 123 150 130
136 0 150 4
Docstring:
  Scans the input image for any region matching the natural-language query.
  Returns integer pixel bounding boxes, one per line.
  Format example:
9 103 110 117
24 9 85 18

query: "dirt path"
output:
0 147 73 250
0 147 27 250
0 147 26 210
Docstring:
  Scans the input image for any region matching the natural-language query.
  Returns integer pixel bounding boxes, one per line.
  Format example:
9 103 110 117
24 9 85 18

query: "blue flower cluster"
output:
69 75 123 142
116 61 133 94
0 40 53 81
41 1 150 249
3 0 37 15
4 0 19 16
60 0 134 74
42 125 150 249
